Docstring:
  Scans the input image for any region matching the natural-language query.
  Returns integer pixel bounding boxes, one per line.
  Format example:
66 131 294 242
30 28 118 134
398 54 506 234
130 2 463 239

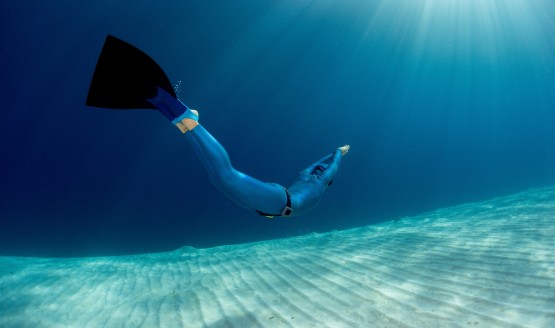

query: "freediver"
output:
86 35 349 218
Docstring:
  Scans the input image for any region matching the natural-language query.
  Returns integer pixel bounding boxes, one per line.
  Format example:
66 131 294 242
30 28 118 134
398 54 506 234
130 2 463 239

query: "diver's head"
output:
311 164 327 178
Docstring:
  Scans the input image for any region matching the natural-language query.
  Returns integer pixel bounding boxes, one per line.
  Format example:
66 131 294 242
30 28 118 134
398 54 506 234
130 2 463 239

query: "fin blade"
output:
86 35 176 110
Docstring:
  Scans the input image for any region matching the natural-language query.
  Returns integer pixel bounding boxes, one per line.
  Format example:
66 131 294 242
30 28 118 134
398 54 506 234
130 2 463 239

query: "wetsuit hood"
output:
311 164 329 178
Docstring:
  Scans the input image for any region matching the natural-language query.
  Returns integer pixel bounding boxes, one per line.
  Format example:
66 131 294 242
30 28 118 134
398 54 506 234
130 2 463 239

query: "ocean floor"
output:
1 187 554 327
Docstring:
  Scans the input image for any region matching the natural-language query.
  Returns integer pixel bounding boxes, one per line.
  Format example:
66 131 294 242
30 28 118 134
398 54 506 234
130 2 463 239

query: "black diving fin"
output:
86 35 177 110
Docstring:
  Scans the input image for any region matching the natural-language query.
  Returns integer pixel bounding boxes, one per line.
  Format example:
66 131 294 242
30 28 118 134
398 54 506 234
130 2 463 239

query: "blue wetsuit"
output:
186 124 342 217
149 88 342 217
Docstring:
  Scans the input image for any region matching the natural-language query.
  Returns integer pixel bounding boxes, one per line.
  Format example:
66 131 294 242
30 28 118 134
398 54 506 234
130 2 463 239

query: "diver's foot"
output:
338 144 350 156
175 109 199 134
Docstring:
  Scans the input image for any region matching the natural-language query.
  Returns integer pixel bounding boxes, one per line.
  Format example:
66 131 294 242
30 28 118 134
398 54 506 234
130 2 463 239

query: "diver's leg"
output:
183 119 286 214
184 131 238 202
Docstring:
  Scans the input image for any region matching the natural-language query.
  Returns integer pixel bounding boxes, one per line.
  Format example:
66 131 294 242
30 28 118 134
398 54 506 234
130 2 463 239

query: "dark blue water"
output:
1 0 554 257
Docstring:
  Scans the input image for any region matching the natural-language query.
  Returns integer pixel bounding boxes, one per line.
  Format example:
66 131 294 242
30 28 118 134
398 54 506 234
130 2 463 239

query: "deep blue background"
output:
1 0 554 256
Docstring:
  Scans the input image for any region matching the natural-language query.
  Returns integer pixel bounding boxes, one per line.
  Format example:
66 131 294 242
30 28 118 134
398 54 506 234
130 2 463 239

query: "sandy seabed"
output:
1 187 554 327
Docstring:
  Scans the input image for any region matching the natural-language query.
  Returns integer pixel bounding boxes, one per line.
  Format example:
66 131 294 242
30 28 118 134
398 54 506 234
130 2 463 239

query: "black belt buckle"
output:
281 206 293 217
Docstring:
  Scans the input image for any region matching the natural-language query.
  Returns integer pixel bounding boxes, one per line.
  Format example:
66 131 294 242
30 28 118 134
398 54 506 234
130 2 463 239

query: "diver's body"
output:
171 99 349 217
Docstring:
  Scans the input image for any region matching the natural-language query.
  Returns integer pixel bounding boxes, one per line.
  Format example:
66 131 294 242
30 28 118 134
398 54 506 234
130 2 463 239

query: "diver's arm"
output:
299 145 349 178
321 149 342 183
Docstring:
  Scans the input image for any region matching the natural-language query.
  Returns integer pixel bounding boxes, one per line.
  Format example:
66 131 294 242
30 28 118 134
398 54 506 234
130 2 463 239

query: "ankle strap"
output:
171 108 198 124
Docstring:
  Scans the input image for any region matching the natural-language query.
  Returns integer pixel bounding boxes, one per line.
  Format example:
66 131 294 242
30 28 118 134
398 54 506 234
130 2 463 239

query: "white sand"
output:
1 187 554 327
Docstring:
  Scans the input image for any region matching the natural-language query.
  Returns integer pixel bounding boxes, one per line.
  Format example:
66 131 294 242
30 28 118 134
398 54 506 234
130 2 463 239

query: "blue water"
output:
1 0 554 257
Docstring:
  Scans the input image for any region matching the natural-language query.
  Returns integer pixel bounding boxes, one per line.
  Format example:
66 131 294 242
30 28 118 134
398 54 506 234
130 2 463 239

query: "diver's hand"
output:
338 145 350 156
